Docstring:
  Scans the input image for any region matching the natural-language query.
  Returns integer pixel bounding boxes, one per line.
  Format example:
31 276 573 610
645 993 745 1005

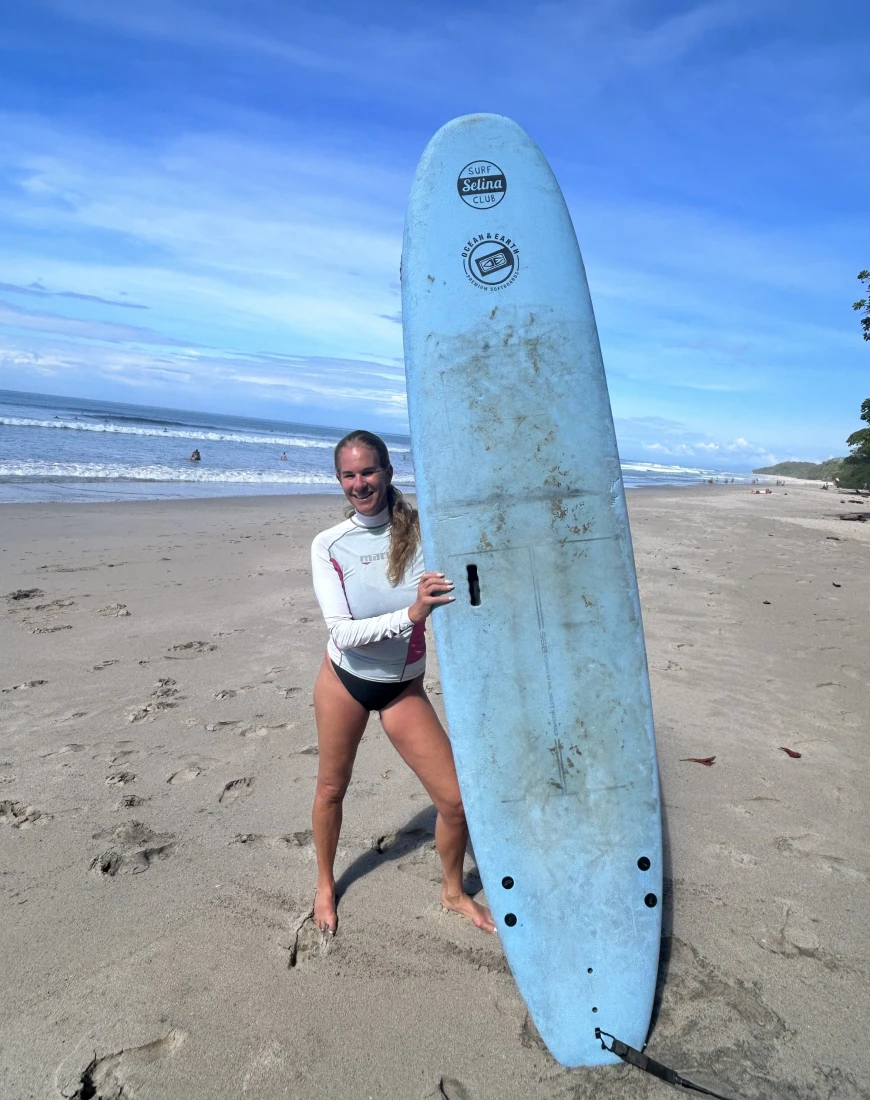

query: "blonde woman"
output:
310 430 494 936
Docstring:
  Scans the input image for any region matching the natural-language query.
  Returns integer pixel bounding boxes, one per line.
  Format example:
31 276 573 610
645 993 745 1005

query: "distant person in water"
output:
280 452 287 461
189 449 201 462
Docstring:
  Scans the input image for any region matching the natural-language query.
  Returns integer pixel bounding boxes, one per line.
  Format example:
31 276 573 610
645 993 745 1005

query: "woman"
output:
310 430 494 936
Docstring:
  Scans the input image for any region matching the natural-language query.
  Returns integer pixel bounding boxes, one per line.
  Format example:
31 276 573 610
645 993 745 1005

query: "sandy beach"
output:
1 482 868 1100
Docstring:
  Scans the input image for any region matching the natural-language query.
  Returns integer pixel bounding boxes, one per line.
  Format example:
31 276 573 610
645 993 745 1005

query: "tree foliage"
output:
753 459 844 479
842 396 870 488
854 270 870 341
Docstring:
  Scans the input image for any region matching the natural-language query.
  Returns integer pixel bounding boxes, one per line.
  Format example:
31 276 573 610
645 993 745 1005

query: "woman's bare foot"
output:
313 882 337 934
440 887 496 933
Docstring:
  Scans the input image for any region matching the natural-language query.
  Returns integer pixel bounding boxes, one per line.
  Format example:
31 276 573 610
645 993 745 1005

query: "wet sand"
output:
1 483 868 1099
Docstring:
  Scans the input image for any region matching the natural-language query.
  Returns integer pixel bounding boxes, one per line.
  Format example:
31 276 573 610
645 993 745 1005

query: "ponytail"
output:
384 484 420 586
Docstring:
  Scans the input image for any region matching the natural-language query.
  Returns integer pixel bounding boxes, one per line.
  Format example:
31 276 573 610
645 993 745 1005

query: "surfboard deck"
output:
401 114 662 1068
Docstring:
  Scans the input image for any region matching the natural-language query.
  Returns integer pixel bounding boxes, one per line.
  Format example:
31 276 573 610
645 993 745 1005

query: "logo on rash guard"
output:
360 553 387 565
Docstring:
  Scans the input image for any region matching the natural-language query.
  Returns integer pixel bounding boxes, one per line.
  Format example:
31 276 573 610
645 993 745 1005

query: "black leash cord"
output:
595 1030 739 1100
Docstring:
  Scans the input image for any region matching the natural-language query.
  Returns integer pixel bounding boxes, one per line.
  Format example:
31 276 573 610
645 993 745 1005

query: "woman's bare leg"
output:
311 655 368 932
379 681 495 933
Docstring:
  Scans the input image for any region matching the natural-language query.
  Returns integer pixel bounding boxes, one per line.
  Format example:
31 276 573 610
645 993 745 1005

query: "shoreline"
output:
2 480 868 1097
0 477 786 512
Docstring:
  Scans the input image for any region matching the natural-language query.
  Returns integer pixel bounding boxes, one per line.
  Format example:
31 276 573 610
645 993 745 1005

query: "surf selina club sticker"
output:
457 159 506 208
456 159 519 290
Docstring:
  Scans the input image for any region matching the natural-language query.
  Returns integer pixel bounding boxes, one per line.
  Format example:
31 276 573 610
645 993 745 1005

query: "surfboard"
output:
401 114 662 1068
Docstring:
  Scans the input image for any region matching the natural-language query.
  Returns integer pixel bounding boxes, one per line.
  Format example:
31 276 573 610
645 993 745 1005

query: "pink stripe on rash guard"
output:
330 557 352 616
406 620 427 663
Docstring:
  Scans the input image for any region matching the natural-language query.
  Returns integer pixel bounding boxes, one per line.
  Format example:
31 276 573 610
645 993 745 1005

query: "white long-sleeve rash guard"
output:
311 506 427 683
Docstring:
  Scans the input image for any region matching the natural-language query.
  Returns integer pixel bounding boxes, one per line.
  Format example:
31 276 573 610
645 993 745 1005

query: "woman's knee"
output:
437 794 467 829
315 775 350 806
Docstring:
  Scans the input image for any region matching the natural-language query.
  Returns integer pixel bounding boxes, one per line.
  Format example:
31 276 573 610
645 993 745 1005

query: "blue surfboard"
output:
401 114 662 1068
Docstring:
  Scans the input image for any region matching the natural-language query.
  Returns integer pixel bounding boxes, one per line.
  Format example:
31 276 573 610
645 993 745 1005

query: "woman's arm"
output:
311 535 413 651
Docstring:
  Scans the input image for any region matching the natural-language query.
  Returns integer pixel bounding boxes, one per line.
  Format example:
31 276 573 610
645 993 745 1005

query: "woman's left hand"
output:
408 572 455 623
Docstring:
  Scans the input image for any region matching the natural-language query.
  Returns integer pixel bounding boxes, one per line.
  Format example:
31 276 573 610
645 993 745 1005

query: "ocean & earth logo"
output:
457 161 507 209
461 233 520 290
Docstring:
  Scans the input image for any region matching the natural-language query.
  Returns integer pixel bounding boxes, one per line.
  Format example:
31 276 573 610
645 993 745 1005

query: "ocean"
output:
0 389 753 504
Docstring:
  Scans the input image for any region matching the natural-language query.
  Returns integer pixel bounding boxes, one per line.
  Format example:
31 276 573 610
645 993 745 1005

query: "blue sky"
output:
0 0 867 468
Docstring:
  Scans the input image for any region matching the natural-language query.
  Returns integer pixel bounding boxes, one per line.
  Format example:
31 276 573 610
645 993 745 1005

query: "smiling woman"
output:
308 429 496 937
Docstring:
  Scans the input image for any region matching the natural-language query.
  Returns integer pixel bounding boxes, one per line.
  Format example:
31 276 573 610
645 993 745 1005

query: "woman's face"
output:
336 444 392 517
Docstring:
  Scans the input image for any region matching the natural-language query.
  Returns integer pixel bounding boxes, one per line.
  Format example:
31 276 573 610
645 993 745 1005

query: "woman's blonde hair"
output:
334 430 420 586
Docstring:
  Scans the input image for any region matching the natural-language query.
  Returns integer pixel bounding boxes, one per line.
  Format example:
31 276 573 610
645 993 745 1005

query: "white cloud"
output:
0 112 406 363
0 330 409 421
0 300 188 346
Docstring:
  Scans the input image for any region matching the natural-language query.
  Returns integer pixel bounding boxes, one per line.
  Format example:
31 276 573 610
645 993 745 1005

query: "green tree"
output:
842 396 870 488
854 270 870 341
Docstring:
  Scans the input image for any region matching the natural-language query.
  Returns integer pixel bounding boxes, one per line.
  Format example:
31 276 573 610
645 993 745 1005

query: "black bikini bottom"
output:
331 662 417 711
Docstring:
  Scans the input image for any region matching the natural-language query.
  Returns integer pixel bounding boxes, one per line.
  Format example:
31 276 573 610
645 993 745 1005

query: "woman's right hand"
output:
408 572 455 623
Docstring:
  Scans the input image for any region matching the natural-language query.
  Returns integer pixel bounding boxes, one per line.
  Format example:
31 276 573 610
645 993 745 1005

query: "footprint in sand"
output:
371 827 433 858
33 597 76 612
55 1028 187 1099
92 659 120 672
219 777 255 805
241 722 292 739
754 905 841 970
5 588 44 602
230 829 312 849
287 916 335 970
41 743 88 759
431 1075 476 1098
126 679 183 722
106 771 136 787
29 624 72 634
97 603 130 617
773 833 867 880
167 765 203 784
165 640 218 659
2 680 48 693
711 842 761 868
89 821 176 876
0 800 50 828
114 793 148 810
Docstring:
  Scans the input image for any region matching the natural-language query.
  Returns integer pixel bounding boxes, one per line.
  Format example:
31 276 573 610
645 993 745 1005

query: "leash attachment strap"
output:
594 1029 738 1100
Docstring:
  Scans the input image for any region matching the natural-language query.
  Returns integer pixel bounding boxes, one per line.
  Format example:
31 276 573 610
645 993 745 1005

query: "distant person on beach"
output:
189 448 201 462
309 429 495 937
280 452 287 461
